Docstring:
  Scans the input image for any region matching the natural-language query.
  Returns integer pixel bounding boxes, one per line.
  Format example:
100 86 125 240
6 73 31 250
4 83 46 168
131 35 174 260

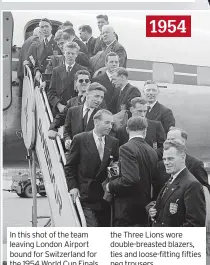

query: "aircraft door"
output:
3 12 14 110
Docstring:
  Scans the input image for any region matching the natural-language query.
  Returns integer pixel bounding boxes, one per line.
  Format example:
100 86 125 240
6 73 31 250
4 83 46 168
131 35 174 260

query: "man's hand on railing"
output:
48 130 60 140
57 103 66 113
35 70 41 82
39 81 46 91
23 60 30 66
65 139 72 150
70 188 80 203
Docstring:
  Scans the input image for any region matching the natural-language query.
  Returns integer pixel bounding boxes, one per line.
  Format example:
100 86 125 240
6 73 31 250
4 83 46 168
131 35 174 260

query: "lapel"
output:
84 131 113 178
86 108 97 131
117 83 129 109
84 131 101 163
58 64 68 82
145 119 153 143
146 101 160 120
38 36 55 63
76 106 84 132
156 168 187 212
96 135 113 178
37 40 46 62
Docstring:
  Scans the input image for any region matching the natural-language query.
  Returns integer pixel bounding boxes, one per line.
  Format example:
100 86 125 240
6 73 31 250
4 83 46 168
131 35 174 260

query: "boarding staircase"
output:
21 65 86 227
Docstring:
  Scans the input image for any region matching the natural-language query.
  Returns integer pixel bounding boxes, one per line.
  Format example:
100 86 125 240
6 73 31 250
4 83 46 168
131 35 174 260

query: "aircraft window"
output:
197 66 210 86
152 62 174 84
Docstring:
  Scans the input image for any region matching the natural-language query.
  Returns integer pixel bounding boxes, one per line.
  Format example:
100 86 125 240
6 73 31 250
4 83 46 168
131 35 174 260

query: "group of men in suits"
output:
21 17 209 228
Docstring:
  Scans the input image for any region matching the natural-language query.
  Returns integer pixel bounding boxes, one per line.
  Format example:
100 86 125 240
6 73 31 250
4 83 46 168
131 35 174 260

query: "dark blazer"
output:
153 168 206 227
109 137 158 226
64 131 119 209
154 154 210 199
116 119 166 160
146 101 175 134
27 36 61 73
116 83 141 112
47 63 86 115
86 37 97 57
93 72 120 114
63 105 100 141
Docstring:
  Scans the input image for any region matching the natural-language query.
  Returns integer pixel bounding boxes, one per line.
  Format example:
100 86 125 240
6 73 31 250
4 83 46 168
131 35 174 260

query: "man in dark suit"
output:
116 97 166 160
63 82 106 149
111 67 141 113
79 25 96 57
107 116 158 226
64 109 119 226
144 80 175 134
149 140 206 227
92 52 120 114
47 42 86 116
90 25 127 73
63 26 88 56
27 18 62 80
154 127 210 198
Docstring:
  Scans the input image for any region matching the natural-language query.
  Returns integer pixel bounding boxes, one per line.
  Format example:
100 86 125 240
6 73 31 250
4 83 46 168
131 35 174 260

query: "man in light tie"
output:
64 109 119 226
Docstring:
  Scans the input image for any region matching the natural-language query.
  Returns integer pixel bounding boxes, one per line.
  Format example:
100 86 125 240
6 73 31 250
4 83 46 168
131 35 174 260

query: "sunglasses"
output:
78 79 90 84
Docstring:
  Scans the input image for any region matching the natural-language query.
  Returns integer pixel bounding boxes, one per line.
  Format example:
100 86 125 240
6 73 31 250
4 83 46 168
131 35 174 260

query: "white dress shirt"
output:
106 70 112 81
147 100 157 112
170 166 186 184
93 130 105 158
44 34 52 44
65 62 75 72
129 135 144 141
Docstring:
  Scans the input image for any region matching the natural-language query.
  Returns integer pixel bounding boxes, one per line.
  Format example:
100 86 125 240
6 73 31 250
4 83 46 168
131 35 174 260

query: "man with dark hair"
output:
63 26 88 55
92 52 120 114
64 109 119 226
154 127 210 198
63 82 107 149
27 18 62 80
111 67 141 113
116 97 165 160
47 42 86 115
106 116 158 226
149 140 206 227
144 80 175 134
79 25 96 57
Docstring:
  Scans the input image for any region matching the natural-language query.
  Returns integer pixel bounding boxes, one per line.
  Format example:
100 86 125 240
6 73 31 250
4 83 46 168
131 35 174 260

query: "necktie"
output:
45 38 48 45
161 175 173 199
146 106 151 115
67 66 72 75
83 108 90 129
98 137 104 161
